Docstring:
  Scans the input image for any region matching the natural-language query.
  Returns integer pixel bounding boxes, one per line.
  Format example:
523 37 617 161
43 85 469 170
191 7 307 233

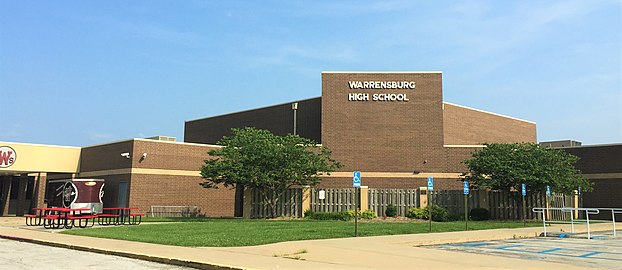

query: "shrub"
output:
447 213 463 221
406 207 426 219
385 204 398 217
428 204 449 222
359 209 378 219
406 204 451 222
304 211 351 221
469 208 490 221
346 209 378 219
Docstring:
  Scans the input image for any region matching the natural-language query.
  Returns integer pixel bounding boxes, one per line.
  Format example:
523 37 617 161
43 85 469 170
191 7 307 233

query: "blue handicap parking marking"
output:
538 248 564 254
579 251 602 258
459 241 490 247
496 244 525 250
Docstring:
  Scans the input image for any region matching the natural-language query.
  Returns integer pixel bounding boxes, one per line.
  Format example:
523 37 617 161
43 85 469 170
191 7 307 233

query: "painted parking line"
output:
579 251 602 258
538 248 564 254
496 244 524 250
433 237 622 270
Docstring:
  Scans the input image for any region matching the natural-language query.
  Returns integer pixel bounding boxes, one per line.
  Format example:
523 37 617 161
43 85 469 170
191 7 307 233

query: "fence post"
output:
301 186 311 217
420 187 428 208
359 186 369 212
243 188 253 219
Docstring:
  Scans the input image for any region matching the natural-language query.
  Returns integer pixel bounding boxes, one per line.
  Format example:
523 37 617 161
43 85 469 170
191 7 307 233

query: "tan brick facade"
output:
78 139 236 217
443 102 536 145
322 72 446 173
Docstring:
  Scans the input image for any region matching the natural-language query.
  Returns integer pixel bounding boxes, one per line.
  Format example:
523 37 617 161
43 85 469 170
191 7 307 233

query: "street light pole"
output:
292 102 298 135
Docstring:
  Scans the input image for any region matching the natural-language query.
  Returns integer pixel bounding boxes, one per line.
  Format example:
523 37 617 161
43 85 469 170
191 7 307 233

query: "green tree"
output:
200 127 342 217
462 143 591 194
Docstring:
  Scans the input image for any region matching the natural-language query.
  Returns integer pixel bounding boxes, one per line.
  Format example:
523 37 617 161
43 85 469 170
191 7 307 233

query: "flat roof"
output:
83 138 222 148
322 71 442 73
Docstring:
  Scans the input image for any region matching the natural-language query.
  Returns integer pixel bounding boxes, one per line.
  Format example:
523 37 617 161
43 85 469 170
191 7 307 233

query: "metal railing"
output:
532 207 622 239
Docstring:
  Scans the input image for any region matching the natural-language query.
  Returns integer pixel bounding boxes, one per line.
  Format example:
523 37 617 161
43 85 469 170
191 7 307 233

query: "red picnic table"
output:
99 207 144 225
26 207 93 229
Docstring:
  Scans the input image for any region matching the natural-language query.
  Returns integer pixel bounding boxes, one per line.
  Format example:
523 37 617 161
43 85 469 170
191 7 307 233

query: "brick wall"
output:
80 140 134 172
443 103 536 145
562 144 622 174
79 139 238 216
129 174 235 217
132 139 219 171
322 72 446 172
184 97 322 144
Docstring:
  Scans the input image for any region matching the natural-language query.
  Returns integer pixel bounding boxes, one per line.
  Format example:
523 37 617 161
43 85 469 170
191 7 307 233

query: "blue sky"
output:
1 0 620 146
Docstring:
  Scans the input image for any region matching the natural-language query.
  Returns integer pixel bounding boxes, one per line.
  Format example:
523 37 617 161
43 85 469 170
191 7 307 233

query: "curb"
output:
0 233 245 270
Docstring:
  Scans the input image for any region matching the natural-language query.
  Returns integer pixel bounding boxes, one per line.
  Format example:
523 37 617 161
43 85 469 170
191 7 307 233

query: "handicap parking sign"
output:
463 181 469 195
427 177 434 191
546 185 551 197
353 171 361 188
521 184 526 196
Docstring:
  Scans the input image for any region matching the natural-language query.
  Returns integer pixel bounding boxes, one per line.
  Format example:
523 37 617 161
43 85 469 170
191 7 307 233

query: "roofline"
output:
322 71 442 74
82 138 134 149
554 143 622 149
185 96 321 123
0 141 81 149
443 102 536 125
133 138 222 148
83 138 222 148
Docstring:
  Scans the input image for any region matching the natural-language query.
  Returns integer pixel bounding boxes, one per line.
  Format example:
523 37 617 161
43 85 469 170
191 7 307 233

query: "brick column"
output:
419 187 428 208
301 186 311 217
359 186 369 212
1 176 12 216
33 172 47 209
243 188 252 219
15 174 28 216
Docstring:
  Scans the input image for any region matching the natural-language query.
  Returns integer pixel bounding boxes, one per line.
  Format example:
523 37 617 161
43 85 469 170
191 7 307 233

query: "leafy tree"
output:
462 143 591 194
200 127 342 217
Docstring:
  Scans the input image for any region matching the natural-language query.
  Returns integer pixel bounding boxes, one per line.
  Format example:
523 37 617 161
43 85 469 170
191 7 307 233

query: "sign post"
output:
521 183 527 227
427 177 434 232
353 171 361 237
463 181 469 230
578 186 582 219
546 185 551 220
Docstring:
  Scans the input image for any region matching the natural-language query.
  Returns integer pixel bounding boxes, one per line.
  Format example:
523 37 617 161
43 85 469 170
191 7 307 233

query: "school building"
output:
0 72 619 217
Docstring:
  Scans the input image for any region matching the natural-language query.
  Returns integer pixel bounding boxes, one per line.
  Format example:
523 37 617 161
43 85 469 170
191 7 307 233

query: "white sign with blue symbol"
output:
463 181 469 195
353 171 361 188
546 185 551 197
427 177 434 191
521 184 526 196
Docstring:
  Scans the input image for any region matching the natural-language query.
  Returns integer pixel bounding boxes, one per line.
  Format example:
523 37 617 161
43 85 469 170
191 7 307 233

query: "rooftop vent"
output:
539 140 582 148
146 136 177 142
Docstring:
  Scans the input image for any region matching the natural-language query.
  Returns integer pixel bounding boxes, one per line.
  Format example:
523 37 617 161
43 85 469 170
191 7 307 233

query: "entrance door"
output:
118 182 128 208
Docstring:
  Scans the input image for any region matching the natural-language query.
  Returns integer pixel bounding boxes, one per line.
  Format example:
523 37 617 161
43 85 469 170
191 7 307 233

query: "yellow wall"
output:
0 141 81 173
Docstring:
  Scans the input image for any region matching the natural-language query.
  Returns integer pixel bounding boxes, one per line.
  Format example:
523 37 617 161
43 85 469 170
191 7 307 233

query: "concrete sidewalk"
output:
0 217 617 270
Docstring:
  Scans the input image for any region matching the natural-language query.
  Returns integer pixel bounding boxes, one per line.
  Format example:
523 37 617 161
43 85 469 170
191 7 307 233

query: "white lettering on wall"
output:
348 81 416 89
347 81 414 102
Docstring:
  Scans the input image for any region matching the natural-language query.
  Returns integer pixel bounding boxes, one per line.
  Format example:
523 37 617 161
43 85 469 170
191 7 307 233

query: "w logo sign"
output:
0 146 16 168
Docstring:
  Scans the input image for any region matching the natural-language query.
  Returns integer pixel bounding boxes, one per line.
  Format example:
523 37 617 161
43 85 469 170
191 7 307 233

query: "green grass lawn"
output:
61 219 538 247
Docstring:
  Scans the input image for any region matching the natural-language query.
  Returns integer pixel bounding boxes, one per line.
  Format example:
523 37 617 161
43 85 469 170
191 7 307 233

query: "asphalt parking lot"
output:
429 233 622 270
0 238 191 270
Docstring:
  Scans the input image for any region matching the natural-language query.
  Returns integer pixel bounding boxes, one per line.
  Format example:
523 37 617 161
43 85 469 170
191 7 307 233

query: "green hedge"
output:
304 210 378 221
406 204 456 222
469 208 490 221
385 204 398 217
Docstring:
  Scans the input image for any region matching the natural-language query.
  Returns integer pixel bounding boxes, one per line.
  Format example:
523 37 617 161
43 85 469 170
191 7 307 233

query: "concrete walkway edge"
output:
0 233 240 270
